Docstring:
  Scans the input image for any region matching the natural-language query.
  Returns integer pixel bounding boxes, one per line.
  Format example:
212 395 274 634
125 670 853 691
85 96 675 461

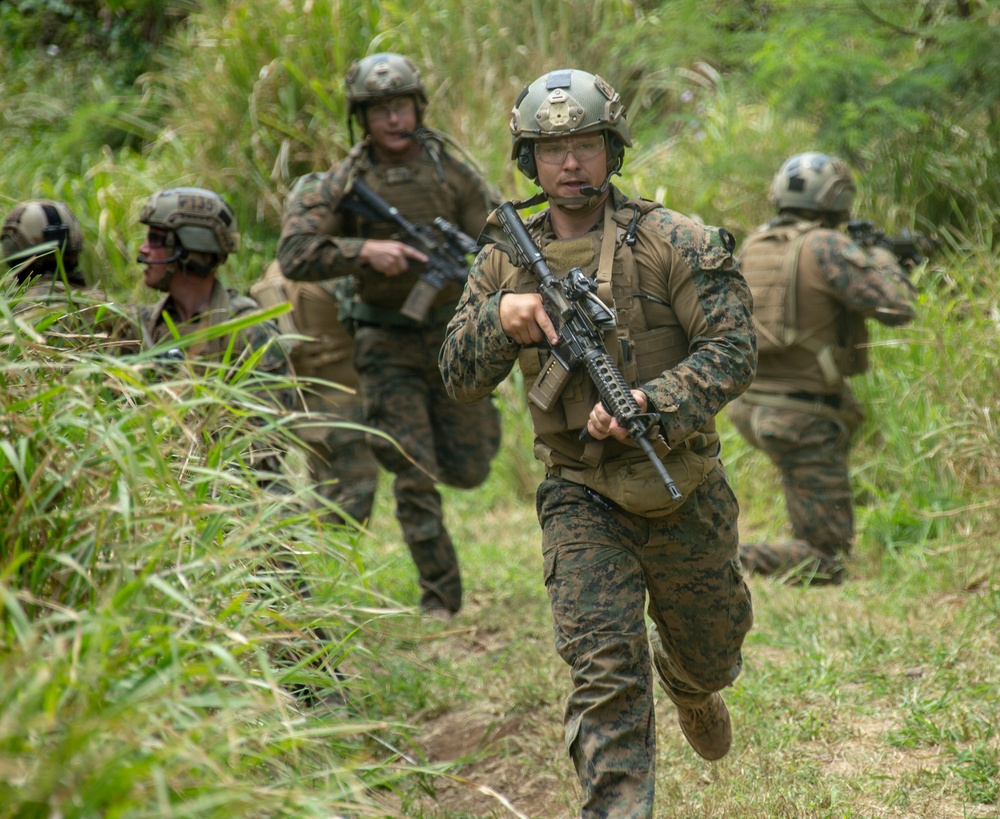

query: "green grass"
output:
3 1 1000 816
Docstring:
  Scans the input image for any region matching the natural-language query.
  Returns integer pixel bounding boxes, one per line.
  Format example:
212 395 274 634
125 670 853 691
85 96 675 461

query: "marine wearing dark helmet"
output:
2 199 85 283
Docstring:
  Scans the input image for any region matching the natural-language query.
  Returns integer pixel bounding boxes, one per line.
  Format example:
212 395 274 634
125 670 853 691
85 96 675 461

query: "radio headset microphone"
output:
579 168 620 198
137 248 184 265
579 179 611 198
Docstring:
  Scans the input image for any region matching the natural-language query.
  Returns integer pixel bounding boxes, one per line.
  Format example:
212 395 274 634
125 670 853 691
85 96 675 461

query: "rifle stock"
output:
480 203 683 500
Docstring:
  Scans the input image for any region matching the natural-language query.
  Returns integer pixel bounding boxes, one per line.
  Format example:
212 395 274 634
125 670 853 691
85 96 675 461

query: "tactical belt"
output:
740 390 849 422
346 299 455 330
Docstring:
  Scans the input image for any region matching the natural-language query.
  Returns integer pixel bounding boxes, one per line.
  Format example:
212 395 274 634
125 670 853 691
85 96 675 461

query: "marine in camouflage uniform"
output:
2 199 134 350
252 174 379 526
439 69 755 818
728 153 916 584
135 187 293 413
134 187 345 701
277 53 502 617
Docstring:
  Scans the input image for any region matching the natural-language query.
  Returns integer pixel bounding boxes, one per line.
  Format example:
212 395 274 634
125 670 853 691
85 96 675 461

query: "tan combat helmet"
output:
345 52 428 125
2 199 84 274
139 187 240 259
509 68 632 184
769 153 856 217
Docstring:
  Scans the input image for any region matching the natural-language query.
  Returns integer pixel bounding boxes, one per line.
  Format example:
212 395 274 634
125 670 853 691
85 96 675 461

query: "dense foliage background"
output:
2 1 998 817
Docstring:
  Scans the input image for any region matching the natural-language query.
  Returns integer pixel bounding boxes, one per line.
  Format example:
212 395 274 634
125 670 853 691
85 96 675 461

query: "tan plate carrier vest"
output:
339 147 466 325
250 262 358 389
744 221 868 390
512 198 719 516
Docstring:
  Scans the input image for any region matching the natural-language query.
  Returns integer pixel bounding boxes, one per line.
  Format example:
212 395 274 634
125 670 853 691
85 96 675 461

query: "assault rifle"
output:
847 219 938 268
480 202 683 501
339 177 478 322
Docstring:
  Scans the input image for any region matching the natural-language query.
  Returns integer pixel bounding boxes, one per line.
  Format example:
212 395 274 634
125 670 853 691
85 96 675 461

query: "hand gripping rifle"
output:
846 219 939 269
339 177 478 323
480 202 683 501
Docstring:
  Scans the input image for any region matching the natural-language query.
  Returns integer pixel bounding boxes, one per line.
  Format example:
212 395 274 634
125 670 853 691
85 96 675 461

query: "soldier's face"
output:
139 228 178 291
365 96 420 161
534 135 608 202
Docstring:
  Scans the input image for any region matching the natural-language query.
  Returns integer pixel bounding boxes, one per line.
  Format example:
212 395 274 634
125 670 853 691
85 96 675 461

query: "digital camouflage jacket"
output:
139 278 294 411
276 135 498 313
439 188 757 463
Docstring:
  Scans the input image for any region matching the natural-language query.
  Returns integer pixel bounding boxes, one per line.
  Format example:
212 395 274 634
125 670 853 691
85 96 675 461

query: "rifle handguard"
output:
579 349 683 501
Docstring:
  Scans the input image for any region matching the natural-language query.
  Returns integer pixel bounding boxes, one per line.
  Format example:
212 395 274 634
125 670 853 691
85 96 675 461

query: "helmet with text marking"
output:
139 187 239 258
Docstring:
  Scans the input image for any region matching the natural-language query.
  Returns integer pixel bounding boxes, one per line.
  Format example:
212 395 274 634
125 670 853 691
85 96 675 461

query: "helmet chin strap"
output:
549 192 604 216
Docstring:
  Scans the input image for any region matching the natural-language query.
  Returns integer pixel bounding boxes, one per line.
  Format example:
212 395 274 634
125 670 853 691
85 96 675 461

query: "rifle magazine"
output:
400 279 441 323
527 354 574 411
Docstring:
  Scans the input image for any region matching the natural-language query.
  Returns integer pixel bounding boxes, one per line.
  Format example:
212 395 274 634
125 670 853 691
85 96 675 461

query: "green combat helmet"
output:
345 52 428 125
769 153 855 218
2 199 84 277
509 68 632 186
139 187 239 261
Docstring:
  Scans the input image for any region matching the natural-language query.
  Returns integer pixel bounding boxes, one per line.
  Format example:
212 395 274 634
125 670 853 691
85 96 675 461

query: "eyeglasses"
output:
533 134 606 165
146 230 172 248
366 97 415 121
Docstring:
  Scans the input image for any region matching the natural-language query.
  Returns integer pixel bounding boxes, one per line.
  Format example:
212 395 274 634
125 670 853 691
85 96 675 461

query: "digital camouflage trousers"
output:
536 464 753 819
728 392 863 584
353 323 501 613
301 398 380 526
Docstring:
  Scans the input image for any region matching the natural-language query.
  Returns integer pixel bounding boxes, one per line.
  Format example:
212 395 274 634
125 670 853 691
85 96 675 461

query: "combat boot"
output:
676 692 731 761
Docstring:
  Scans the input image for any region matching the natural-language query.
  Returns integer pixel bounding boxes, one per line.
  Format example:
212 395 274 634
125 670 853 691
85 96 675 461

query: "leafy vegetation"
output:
2 0 998 816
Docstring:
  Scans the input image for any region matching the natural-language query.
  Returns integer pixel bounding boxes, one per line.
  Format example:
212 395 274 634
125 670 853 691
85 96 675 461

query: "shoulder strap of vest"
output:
780 230 811 345
749 228 812 351
595 197 662 290
595 200 619 292
343 142 370 188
